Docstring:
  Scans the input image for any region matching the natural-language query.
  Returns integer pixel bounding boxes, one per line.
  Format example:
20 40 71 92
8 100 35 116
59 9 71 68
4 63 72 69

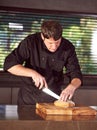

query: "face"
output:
41 34 61 52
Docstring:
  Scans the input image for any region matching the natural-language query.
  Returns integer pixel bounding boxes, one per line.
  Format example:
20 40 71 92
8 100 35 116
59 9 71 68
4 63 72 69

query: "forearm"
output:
7 64 35 78
7 64 48 88
70 78 82 90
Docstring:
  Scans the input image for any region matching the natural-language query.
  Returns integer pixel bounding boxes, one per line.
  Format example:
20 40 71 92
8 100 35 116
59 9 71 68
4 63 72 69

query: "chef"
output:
4 20 82 105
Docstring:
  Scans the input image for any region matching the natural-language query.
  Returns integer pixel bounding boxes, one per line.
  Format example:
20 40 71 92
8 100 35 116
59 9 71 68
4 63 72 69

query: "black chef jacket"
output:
4 33 82 105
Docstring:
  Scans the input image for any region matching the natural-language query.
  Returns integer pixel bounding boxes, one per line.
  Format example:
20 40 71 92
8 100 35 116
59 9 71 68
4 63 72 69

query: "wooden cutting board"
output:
36 103 97 116
36 109 97 121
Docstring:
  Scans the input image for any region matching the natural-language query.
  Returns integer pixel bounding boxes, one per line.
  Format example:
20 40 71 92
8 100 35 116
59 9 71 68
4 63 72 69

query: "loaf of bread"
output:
54 100 75 108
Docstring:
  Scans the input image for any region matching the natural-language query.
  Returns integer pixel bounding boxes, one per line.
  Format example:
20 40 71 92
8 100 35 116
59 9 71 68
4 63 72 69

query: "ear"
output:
41 33 45 40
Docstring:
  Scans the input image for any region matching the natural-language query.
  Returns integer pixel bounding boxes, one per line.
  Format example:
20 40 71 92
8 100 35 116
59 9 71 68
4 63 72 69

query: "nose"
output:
51 43 57 50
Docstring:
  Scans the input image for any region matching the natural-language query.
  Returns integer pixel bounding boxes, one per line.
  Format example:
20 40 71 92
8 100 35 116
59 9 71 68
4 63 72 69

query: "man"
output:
4 20 82 105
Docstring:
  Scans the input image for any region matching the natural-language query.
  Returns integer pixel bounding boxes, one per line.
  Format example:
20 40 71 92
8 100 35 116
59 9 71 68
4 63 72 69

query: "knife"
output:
42 87 60 100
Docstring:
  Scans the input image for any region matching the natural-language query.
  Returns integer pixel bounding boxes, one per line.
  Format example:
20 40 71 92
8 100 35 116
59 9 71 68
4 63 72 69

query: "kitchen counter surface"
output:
0 105 97 130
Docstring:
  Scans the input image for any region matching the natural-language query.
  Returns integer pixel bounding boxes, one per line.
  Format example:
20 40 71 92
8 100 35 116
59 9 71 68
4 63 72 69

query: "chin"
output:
49 49 57 52
51 50 55 52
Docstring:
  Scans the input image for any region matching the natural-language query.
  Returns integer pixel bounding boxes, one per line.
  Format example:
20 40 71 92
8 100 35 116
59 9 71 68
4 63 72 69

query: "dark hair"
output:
41 20 62 40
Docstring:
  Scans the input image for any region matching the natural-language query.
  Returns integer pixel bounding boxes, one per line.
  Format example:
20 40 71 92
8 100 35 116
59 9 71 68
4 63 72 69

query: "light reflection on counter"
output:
4 105 18 119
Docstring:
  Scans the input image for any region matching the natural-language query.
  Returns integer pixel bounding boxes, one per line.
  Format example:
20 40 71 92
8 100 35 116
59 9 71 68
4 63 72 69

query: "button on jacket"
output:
4 33 82 105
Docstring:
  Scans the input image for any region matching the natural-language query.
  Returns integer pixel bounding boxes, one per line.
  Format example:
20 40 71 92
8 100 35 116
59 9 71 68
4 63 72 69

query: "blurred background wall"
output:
0 0 97 14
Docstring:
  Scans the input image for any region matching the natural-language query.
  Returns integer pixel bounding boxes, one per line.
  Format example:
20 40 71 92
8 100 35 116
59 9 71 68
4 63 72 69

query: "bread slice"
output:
54 100 75 108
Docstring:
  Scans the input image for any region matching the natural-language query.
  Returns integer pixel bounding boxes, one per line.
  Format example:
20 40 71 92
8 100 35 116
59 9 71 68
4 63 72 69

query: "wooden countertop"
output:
0 105 97 130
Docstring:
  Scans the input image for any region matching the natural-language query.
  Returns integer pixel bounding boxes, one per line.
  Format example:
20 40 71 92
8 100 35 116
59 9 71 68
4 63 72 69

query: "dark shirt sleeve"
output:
65 45 82 83
4 36 30 71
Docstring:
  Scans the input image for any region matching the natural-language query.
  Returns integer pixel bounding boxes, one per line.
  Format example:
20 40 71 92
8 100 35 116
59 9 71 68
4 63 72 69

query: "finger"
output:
35 79 40 88
64 94 69 101
68 94 73 100
60 92 70 101
60 93 66 101
44 81 48 88
60 92 64 100
35 81 40 88
39 80 44 89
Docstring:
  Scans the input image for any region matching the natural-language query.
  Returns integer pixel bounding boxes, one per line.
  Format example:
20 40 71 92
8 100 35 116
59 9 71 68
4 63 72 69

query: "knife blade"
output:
42 87 60 100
